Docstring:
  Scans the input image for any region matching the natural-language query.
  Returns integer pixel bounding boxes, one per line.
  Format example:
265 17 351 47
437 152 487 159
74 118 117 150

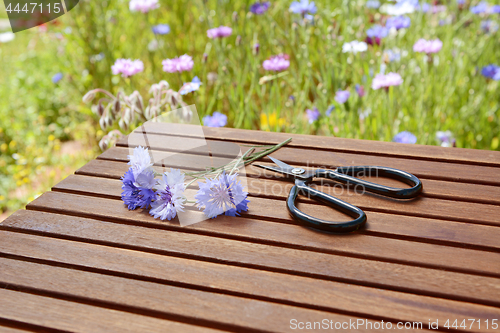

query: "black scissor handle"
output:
287 181 367 233
318 166 423 199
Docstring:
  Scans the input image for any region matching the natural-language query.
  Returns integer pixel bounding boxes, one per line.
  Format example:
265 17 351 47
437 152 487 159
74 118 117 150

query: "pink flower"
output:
111 59 144 77
371 72 403 90
162 55 194 73
413 38 443 54
207 26 233 39
263 54 290 71
129 0 159 13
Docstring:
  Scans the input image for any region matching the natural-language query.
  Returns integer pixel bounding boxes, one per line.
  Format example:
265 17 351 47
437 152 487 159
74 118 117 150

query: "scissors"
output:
255 156 423 233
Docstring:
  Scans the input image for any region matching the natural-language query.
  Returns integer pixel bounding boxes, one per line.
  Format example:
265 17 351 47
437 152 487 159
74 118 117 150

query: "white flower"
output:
380 2 416 15
127 146 153 178
342 41 368 54
0 32 15 43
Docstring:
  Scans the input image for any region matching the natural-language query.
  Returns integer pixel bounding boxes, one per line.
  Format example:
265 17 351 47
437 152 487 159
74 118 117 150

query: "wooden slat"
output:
0 326 35 333
0 257 391 333
53 174 500 252
118 132 500 186
100 146 500 206
136 122 500 167
75 158 500 228
0 288 222 333
21 194 500 306
0 227 498 333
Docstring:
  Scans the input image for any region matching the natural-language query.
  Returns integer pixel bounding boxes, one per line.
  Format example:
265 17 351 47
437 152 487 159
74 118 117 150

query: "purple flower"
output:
152 24 170 35
289 0 317 15
372 72 403 90
419 2 431 12
263 54 290 71
366 25 389 45
325 105 335 116
149 169 186 221
366 0 380 9
413 38 443 54
306 107 320 124
195 172 249 219
179 76 202 95
127 146 154 178
112 59 144 77
207 26 233 39
355 84 365 97
250 2 270 14
436 131 456 147
367 25 389 38
121 168 156 210
253 43 260 55
393 131 417 144
386 16 411 30
481 20 499 33
129 0 159 13
470 2 489 14
457 0 465 5
481 65 500 80
52 72 63 84
335 90 350 104
162 55 194 73
382 49 402 62
203 112 228 127
491 5 500 13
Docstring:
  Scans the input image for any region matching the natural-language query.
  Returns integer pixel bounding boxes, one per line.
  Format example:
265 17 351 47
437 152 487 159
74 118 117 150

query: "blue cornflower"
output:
383 48 402 63
180 76 202 95
195 172 249 219
325 105 335 116
456 0 465 4
367 25 389 38
152 24 170 35
249 1 270 14
470 2 489 14
52 73 63 84
386 16 411 30
492 5 500 13
419 2 431 12
149 169 186 221
203 112 228 127
289 0 317 15
121 168 156 210
366 0 380 9
127 146 154 179
335 90 350 104
366 25 388 45
481 65 500 80
393 131 417 144
481 20 499 33
306 107 320 123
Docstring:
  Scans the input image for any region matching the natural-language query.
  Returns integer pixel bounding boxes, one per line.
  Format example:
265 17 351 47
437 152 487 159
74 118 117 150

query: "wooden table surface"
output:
1 124 500 332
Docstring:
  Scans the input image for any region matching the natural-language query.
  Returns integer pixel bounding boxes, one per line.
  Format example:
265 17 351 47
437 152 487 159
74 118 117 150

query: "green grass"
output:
0 0 499 213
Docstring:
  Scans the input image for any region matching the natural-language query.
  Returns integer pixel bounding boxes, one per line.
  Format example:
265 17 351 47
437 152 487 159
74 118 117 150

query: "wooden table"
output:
1 124 500 332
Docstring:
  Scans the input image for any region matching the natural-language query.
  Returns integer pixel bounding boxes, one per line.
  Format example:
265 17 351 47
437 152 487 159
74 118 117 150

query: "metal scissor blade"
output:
253 164 287 174
268 156 294 172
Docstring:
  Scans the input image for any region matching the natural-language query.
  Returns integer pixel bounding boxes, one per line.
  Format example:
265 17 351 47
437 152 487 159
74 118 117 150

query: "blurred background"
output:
0 0 498 219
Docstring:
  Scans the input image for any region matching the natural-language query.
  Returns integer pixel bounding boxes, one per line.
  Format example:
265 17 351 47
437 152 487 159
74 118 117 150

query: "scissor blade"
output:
253 164 287 174
269 156 294 172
